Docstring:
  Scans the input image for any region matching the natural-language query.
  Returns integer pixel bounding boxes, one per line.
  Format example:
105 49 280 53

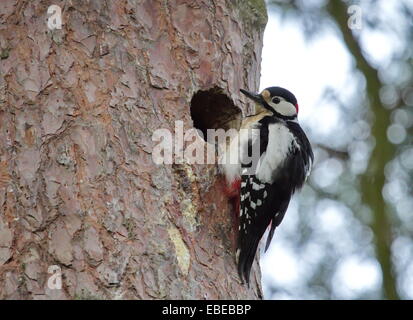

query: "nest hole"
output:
190 88 242 143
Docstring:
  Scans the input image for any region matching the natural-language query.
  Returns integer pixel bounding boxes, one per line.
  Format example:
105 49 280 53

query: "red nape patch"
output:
224 179 241 198
296 103 299 113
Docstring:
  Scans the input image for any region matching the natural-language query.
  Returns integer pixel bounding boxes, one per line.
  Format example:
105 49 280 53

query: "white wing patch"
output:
256 123 299 183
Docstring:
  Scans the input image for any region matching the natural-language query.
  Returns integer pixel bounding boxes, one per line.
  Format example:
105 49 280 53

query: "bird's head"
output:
240 86 299 119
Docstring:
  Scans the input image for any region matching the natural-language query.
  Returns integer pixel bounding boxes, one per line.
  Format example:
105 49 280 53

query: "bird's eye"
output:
272 97 281 104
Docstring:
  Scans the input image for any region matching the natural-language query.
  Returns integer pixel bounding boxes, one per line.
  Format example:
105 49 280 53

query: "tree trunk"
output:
0 0 267 299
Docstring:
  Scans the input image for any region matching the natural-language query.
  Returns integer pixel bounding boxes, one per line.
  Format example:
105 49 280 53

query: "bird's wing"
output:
237 174 291 284
237 120 313 284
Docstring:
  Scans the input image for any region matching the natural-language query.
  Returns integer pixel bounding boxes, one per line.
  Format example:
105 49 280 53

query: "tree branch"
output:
326 0 399 300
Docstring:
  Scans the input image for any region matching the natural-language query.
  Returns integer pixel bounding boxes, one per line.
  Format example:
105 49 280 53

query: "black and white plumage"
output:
233 86 313 284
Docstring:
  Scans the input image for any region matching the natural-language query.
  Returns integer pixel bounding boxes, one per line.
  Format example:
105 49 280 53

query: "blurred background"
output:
259 0 413 299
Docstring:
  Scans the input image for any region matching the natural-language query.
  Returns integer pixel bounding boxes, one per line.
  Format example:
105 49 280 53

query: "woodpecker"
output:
221 86 313 284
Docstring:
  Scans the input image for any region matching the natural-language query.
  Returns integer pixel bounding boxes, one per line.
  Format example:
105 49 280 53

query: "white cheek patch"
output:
268 100 297 117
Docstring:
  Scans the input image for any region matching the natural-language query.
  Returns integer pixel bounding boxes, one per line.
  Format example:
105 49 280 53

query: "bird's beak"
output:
240 89 265 104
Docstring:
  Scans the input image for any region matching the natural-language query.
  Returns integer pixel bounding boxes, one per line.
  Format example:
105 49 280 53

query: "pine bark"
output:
0 0 267 299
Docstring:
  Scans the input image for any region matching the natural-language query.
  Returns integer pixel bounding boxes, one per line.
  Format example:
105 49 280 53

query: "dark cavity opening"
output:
190 88 242 142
